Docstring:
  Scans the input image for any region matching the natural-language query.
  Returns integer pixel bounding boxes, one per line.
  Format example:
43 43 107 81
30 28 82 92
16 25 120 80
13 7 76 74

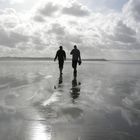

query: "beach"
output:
0 60 140 140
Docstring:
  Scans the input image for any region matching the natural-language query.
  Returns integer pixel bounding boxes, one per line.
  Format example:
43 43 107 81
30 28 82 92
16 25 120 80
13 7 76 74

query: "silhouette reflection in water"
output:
70 72 81 103
54 74 63 90
59 74 63 85
58 74 63 89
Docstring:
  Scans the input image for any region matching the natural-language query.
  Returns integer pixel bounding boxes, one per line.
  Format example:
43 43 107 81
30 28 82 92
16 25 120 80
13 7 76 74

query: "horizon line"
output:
0 57 140 61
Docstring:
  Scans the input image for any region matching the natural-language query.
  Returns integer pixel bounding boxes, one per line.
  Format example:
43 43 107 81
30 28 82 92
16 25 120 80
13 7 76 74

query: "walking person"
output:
54 46 66 75
70 45 81 75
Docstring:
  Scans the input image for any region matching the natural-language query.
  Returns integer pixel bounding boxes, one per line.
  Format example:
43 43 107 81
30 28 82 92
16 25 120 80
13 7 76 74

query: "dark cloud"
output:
33 14 45 22
48 23 65 35
114 34 136 44
117 21 136 35
0 27 29 47
111 21 136 44
62 2 90 17
39 2 59 17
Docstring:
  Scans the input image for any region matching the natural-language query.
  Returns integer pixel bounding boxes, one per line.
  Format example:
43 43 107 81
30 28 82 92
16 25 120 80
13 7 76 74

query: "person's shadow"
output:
70 72 81 103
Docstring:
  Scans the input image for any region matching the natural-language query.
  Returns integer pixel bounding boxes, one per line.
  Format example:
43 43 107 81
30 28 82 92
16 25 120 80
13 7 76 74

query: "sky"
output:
0 0 140 60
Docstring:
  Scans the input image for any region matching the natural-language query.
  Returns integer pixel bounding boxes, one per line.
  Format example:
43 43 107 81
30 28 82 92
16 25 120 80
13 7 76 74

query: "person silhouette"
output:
70 73 81 103
54 46 66 75
70 45 81 74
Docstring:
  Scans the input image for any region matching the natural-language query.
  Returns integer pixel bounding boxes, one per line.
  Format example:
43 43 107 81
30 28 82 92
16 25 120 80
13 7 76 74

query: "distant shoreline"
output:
0 57 108 61
1 57 140 61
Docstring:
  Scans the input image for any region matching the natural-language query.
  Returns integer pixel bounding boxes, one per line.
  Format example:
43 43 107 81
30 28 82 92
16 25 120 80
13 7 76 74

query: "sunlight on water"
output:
42 91 61 106
31 122 51 140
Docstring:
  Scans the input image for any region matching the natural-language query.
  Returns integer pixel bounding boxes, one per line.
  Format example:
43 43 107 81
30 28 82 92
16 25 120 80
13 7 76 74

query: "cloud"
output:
111 21 136 44
38 2 59 17
10 0 24 4
0 0 140 59
80 0 128 11
48 23 65 35
0 8 31 48
0 0 24 5
0 27 29 47
33 14 46 22
34 0 90 20
62 2 90 17
0 8 20 28
123 0 140 22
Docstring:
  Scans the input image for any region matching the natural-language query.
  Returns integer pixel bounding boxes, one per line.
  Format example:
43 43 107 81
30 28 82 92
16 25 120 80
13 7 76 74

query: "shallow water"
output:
0 61 140 140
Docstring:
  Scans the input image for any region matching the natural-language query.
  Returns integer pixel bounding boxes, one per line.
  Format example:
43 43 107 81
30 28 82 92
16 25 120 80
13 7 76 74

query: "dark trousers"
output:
72 60 78 71
59 60 64 69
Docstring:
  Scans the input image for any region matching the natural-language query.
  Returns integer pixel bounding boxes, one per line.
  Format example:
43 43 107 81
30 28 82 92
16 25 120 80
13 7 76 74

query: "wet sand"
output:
0 61 140 140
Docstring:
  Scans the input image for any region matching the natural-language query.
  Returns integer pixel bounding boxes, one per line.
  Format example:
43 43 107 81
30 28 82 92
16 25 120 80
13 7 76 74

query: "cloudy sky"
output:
0 0 140 59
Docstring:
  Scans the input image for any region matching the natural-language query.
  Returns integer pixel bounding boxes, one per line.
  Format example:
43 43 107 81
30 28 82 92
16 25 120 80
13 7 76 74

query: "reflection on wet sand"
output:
0 61 140 140
58 74 63 89
58 74 63 85
70 72 81 103
54 74 64 91
30 121 51 140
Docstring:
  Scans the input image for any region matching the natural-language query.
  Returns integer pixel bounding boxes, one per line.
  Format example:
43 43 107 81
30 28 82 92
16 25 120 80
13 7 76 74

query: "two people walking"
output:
54 45 81 75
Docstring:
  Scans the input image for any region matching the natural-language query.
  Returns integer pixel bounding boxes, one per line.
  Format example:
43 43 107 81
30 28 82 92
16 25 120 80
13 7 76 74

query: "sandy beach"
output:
0 61 140 140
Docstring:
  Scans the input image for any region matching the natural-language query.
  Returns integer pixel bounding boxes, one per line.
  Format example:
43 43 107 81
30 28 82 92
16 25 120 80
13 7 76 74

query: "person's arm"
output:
79 51 81 62
64 51 66 60
78 51 82 65
54 51 58 61
70 50 73 55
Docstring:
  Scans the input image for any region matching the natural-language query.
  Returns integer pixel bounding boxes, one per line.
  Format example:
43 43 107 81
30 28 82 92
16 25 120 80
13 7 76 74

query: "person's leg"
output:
75 61 78 72
73 70 77 77
59 61 64 74
72 60 75 69
72 60 77 73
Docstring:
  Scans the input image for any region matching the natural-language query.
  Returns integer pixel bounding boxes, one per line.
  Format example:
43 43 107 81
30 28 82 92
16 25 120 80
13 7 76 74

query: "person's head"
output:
74 45 77 49
59 46 63 50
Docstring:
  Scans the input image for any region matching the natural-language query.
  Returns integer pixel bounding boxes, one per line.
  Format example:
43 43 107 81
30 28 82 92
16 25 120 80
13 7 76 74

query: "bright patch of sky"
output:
77 0 128 11
0 0 35 12
0 0 128 12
